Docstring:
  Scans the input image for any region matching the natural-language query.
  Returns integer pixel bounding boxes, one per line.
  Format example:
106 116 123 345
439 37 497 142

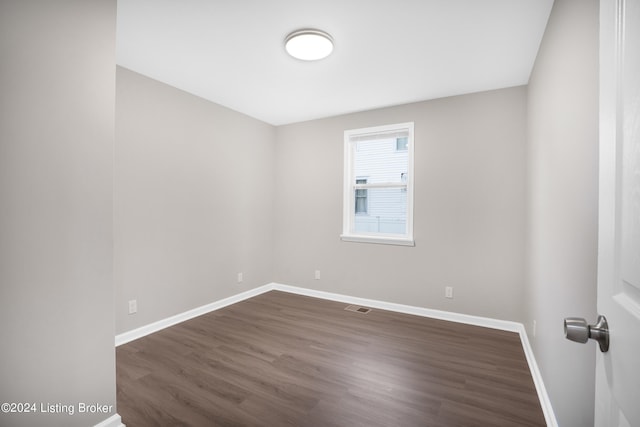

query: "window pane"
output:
354 138 408 184
353 187 407 235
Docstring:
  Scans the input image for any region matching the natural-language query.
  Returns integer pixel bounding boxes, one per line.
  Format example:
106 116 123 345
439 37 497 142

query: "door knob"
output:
564 315 609 352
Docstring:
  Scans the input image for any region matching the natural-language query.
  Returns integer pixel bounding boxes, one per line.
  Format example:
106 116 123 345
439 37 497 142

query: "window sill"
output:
340 234 415 247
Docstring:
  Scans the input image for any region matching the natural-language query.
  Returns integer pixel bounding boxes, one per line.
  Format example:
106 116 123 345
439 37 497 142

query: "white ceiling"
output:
116 0 554 126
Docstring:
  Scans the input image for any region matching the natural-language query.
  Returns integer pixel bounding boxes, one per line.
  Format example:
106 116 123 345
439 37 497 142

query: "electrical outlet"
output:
445 286 454 299
314 270 321 280
237 272 243 283
128 299 137 315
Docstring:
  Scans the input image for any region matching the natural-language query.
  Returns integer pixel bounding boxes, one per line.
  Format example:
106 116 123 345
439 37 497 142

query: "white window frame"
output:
341 122 415 246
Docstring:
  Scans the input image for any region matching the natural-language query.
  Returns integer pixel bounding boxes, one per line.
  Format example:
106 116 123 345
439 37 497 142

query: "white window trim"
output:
341 122 415 247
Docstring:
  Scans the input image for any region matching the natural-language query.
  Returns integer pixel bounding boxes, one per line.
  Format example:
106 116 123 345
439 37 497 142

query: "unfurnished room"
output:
2 1 639 427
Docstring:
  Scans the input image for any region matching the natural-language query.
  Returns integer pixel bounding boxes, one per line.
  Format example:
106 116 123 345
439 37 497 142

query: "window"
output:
396 137 408 151
342 122 414 246
355 178 368 214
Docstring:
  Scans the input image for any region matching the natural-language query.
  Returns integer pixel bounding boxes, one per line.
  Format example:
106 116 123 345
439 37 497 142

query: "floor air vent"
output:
345 305 372 314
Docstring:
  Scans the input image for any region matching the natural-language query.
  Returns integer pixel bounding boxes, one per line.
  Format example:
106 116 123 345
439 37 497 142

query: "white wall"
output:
525 0 599 426
115 67 276 333
274 87 527 323
0 1 118 426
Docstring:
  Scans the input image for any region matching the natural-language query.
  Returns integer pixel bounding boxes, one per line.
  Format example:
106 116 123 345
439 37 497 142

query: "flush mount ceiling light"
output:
285 29 334 61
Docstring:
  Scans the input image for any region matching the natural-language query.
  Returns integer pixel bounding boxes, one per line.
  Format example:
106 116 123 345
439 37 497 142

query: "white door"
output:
595 0 640 426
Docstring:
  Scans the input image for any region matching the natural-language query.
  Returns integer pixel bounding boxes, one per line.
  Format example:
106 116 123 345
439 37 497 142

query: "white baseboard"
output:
272 283 523 331
115 284 272 346
114 282 557 426
517 326 558 427
94 414 124 427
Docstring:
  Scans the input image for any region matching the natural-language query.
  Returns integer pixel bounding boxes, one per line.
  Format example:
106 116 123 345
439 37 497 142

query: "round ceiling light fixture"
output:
285 29 334 61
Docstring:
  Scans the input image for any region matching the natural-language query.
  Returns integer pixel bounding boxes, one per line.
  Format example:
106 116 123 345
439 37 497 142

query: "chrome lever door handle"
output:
564 315 609 352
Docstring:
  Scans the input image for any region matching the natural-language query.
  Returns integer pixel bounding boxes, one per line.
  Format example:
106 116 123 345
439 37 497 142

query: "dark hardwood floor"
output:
116 291 546 426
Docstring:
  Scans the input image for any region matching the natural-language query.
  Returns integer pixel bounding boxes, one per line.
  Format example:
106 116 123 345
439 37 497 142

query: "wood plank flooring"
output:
116 291 546 426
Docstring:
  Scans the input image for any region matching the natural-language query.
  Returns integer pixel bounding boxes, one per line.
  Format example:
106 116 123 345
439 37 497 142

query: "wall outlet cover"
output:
445 286 454 299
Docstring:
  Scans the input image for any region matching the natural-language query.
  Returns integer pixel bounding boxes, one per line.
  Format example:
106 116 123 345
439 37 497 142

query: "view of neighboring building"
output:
353 136 408 235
